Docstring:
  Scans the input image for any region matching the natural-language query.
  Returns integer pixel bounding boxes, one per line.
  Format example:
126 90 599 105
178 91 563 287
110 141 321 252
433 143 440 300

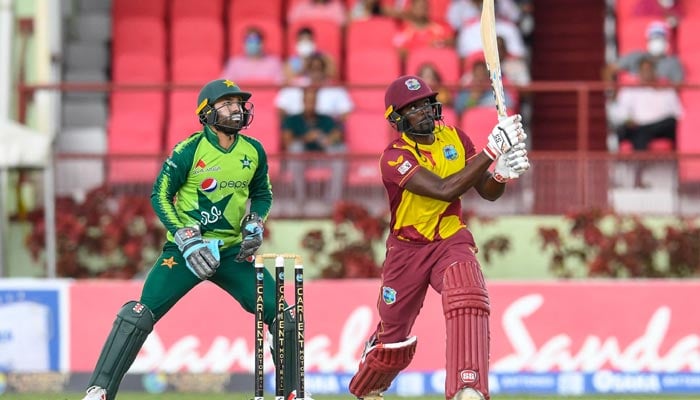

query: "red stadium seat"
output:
287 19 343 67
165 90 201 150
112 17 166 57
171 55 221 83
440 106 458 127
405 46 461 85
346 17 399 53
229 0 283 24
228 19 284 58
171 0 223 20
345 111 392 186
112 53 167 83
112 0 166 19
346 49 401 84
460 106 499 152
170 17 224 61
618 138 674 154
616 16 656 55
678 92 700 183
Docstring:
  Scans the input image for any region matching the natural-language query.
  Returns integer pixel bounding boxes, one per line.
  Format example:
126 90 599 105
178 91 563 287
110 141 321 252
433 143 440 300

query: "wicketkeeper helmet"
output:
196 79 253 128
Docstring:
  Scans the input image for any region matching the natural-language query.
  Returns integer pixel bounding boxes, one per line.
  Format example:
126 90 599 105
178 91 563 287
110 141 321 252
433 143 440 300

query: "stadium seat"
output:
112 53 167 83
171 17 224 61
346 49 400 84
346 17 399 53
171 55 222 83
616 16 656 55
441 106 458 127
349 88 386 114
678 92 700 183
618 138 674 154
345 111 392 186
405 46 461 85
165 90 201 150
171 0 224 20
287 19 343 67
112 17 166 57
460 106 499 151
229 0 283 24
228 19 284 58
112 0 166 19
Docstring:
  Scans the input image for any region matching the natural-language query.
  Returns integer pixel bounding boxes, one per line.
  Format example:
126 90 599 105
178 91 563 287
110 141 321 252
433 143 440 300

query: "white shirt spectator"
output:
456 17 527 58
275 86 354 119
446 0 521 30
609 86 682 126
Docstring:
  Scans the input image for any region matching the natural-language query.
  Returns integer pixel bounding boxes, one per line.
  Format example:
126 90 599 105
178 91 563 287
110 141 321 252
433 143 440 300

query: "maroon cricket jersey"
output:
380 124 478 243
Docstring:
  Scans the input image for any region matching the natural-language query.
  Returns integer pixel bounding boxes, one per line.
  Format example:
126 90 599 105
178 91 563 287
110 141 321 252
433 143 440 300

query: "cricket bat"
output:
480 0 508 121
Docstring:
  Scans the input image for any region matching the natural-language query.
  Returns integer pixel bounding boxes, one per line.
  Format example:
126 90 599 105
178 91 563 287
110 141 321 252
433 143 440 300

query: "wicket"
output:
254 253 305 400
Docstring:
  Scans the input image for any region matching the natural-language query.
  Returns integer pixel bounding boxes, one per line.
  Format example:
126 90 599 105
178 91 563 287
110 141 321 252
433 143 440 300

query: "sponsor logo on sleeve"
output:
397 160 412 175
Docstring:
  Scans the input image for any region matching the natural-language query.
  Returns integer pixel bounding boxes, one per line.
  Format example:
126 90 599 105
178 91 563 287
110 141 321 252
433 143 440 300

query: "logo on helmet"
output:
459 370 478 383
200 178 218 192
405 78 421 91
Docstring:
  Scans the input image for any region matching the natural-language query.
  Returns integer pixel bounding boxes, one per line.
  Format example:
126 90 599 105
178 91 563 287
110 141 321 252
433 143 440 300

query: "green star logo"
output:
183 191 235 233
240 155 252 169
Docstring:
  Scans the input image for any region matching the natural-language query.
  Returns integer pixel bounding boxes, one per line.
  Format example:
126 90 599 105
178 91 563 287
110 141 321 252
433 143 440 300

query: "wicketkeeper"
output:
81 79 307 400
348 75 529 400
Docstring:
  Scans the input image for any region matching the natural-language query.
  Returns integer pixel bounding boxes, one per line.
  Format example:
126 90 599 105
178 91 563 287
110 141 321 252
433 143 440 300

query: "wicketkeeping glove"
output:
483 114 527 160
493 142 530 182
174 226 222 280
235 212 264 262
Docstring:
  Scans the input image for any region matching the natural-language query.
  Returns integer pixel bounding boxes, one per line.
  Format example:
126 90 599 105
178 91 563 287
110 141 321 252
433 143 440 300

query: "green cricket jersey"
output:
151 126 272 249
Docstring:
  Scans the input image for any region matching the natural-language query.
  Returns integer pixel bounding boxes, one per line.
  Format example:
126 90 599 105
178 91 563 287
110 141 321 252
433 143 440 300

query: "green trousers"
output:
141 242 278 324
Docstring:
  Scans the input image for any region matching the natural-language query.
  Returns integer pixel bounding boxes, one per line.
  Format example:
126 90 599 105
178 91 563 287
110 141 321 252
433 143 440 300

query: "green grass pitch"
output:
0 394 698 400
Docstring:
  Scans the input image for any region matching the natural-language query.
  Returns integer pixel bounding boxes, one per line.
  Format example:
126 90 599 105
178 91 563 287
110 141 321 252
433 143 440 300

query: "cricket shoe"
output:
359 390 383 400
82 386 106 400
452 387 486 400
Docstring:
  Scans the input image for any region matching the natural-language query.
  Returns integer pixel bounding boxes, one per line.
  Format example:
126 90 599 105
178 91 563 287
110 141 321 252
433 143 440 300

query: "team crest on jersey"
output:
443 144 458 160
200 178 218 192
405 78 421 91
382 286 397 304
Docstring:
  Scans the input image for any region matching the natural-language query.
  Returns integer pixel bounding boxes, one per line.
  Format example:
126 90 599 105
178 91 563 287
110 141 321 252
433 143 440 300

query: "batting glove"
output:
235 212 264 262
493 143 530 183
483 114 526 160
174 226 222 280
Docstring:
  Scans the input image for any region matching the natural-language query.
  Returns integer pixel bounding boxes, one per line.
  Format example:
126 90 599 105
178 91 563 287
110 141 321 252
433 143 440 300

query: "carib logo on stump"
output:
200 178 218 192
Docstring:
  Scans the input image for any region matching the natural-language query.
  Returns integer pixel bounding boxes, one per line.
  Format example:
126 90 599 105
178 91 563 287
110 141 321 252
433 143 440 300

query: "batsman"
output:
348 75 530 400
80 79 306 400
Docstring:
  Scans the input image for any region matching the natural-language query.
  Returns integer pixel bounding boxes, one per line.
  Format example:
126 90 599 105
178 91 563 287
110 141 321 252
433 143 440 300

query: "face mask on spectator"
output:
244 35 263 57
296 39 316 57
647 37 668 56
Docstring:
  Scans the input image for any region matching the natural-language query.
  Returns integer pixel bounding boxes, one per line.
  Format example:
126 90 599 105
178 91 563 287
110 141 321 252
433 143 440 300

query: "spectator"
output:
454 0 527 59
455 59 516 114
604 20 684 84
446 0 523 30
461 35 530 86
416 62 453 107
220 27 283 84
281 87 346 203
609 56 682 151
276 52 354 122
393 0 453 56
288 0 347 26
351 0 404 20
284 27 319 84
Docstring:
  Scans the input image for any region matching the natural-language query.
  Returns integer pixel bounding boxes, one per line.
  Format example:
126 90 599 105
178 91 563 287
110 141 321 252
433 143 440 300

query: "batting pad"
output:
349 336 417 397
442 262 490 400
88 301 154 400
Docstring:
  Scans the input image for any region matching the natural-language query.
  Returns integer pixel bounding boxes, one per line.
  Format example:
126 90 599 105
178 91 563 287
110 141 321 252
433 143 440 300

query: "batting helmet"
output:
384 75 441 134
196 79 253 129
